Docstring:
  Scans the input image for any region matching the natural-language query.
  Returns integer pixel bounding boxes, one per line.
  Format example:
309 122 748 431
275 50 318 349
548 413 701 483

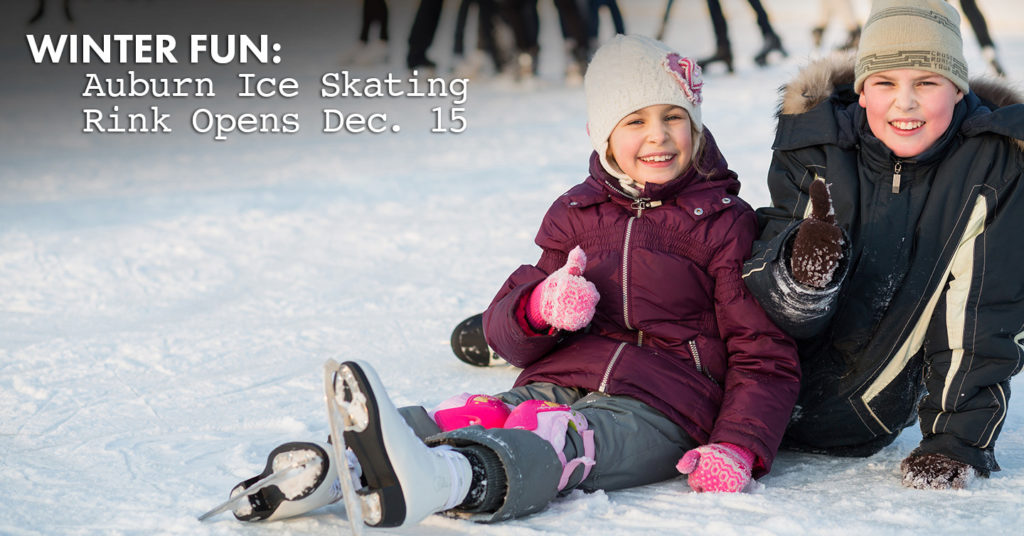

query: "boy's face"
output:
607 104 693 186
858 69 964 158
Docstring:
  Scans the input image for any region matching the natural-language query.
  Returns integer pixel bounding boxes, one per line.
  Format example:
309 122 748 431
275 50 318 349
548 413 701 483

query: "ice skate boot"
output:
982 46 1006 77
565 59 584 86
450 313 506 367
198 441 354 522
327 360 477 527
810 26 825 49
838 26 861 52
342 39 389 67
516 50 537 83
406 54 437 79
231 441 344 522
453 49 490 79
698 44 734 74
753 32 788 67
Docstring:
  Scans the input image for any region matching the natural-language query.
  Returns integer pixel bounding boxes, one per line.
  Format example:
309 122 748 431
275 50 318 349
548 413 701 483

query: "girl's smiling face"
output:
858 69 963 158
607 104 693 186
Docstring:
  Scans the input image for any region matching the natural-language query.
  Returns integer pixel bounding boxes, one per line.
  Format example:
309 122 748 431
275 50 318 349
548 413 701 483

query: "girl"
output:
221 35 800 526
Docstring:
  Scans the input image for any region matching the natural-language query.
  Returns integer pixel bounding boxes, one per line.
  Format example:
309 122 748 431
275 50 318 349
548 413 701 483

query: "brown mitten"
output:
790 180 844 288
900 453 976 490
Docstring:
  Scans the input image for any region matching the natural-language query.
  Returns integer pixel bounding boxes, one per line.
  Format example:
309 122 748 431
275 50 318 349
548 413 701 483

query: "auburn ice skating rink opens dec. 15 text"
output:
25 33 470 140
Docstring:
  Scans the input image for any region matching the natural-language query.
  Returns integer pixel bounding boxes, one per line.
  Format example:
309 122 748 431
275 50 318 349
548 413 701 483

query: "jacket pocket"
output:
598 342 628 393
686 339 718 385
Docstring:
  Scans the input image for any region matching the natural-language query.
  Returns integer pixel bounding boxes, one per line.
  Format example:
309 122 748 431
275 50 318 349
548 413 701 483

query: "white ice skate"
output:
324 359 474 528
198 441 344 522
452 49 489 79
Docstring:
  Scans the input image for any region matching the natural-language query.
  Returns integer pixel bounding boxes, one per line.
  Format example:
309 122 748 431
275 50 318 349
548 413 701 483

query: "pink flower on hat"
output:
663 53 703 105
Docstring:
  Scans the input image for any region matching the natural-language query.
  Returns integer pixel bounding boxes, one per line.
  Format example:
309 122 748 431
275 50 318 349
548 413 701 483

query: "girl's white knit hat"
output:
583 35 704 181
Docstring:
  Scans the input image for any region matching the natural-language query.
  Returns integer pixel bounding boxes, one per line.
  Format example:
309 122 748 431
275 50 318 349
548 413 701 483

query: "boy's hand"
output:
791 180 844 288
901 453 977 490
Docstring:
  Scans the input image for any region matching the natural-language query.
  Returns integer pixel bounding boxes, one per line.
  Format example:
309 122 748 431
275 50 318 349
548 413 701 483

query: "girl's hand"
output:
526 246 600 331
676 442 754 493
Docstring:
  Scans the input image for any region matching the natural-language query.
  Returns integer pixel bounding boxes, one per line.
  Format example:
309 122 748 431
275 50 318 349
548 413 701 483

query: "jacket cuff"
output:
515 287 555 337
709 430 771 477
745 220 848 339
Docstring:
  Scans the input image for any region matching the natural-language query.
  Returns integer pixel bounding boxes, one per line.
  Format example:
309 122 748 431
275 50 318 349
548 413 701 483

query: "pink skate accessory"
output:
430 393 512 432
676 442 754 493
504 400 596 490
527 246 600 331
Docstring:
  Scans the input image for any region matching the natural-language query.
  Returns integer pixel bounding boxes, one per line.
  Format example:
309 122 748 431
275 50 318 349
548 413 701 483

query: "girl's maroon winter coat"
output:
483 130 800 475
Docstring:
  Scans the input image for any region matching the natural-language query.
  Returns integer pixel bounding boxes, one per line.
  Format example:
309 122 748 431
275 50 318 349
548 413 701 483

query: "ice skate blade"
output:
325 359 367 535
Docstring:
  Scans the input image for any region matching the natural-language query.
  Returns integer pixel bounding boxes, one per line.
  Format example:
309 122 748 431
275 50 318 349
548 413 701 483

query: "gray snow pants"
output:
400 382 697 522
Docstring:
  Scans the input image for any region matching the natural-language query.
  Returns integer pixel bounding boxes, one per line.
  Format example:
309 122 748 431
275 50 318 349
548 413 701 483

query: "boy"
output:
743 0 1024 490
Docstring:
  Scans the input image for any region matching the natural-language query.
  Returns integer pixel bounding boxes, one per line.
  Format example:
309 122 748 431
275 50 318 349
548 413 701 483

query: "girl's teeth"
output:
641 155 672 162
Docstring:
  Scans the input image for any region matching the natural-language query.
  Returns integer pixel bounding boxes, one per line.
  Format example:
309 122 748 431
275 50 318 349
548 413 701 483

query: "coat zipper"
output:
688 340 703 374
607 199 656 393
630 198 661 217
892 161 903 194
622 217 636 331
623 201 660 346
621 215 647 346
599 342 628 392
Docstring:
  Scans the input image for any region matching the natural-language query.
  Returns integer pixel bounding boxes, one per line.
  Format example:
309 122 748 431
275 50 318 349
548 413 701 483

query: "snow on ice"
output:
2 1 1023 535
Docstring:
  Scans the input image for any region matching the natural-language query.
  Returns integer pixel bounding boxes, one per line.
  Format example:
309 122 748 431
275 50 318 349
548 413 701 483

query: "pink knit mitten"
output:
526 246 599 331
676 443 755 493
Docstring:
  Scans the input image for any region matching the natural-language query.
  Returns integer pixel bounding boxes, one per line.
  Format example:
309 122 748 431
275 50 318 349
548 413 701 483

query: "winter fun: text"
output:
26 34 470 140
26 34 281 64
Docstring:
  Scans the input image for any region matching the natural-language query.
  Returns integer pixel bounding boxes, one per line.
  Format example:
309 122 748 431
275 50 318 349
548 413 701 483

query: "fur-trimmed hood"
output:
777 53 1024 152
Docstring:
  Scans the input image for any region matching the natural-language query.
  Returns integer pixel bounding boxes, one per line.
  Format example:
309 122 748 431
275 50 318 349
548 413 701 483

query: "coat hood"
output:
777 53 1024 152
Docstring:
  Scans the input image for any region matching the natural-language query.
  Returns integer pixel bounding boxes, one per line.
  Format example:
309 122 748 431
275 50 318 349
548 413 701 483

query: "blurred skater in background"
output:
810 0 861 52
955 0 1006 75
698 0 788 73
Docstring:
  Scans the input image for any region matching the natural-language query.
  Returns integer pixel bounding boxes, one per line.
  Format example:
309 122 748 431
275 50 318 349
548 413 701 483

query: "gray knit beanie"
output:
584 35 704 183
855 0 968 93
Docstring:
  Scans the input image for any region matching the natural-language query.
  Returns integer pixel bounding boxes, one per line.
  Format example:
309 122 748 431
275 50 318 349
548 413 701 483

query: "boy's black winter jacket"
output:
743 54 1024 472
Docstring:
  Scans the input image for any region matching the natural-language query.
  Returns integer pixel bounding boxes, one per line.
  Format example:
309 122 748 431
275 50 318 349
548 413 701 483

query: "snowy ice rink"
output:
2 0 1023 534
